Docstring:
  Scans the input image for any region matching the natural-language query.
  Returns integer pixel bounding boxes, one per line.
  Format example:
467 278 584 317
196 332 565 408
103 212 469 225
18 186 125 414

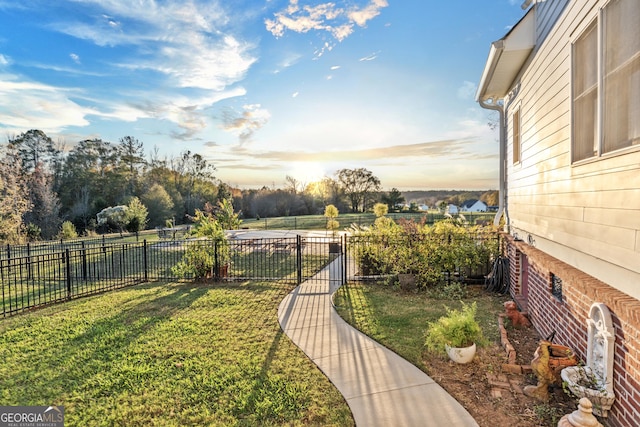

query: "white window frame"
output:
571 0 640 164
512 107 522 165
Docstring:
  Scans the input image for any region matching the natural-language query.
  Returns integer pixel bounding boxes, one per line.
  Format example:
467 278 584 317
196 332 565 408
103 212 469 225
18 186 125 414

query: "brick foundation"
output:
504 235 640 427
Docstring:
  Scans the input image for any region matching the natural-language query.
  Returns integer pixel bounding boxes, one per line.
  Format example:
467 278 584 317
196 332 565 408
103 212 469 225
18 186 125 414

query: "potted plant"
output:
393 240 422 290
424 302 483 363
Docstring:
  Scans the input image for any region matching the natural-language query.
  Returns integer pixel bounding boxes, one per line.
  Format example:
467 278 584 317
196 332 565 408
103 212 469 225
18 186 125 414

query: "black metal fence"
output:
0 232 152 261
1 236 344 318
1 231 499 318
347 232 500 285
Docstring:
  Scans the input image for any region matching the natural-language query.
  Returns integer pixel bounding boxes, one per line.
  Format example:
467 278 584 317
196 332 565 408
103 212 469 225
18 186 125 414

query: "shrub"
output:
125 197 148 232
351 218 498 289
172 242 215 279
24 223 41 241
424 302 483 352
59 221 78 240
172 210 230 280
324 205 339 236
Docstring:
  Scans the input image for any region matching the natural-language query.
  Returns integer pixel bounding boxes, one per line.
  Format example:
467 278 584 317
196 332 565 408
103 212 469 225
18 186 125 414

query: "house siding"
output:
504 0 640 301
494 1 640 426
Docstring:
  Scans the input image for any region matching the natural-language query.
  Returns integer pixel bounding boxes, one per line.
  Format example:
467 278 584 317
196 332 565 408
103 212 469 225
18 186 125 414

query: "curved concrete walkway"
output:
278 256 479 426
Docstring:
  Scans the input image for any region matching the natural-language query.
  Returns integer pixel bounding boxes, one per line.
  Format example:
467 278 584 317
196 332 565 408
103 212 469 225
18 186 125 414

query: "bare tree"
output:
285 175 302 194
24 163 62 239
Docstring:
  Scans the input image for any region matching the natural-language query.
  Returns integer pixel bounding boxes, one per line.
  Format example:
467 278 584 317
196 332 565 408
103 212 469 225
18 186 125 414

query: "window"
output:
513 108 521 164
551 273 563 302
572 0 640 162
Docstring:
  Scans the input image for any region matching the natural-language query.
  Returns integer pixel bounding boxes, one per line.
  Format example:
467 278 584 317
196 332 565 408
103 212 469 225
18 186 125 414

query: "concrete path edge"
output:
278 256 479 426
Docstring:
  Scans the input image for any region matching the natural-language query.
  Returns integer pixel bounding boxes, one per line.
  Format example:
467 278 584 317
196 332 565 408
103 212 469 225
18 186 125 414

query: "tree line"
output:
0 129 498 244
0 129 408 243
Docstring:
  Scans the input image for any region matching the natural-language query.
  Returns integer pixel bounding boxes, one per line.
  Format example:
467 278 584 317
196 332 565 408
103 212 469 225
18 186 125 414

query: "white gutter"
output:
476 41 504 105
475 7 535 231
478 98 508 229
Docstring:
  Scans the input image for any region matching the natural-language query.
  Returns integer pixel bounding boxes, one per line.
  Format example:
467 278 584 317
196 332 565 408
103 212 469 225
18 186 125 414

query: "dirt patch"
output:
422 309 576 426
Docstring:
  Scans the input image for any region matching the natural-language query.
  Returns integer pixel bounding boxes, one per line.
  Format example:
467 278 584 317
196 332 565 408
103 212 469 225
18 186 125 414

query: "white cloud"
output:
359 51 379 61
0 74 92 133
0 1 256 138
265 0 388 43
313 41 334 58
26 62 107 76
348 0 388 27
274 53 303 73
104 86 248 134
50 1 255 90
457 81 477 100
221 104 271 144
292 91 299 98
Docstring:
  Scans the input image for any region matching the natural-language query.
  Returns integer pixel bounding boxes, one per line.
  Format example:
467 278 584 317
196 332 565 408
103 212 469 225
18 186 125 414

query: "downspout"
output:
479 98 509 231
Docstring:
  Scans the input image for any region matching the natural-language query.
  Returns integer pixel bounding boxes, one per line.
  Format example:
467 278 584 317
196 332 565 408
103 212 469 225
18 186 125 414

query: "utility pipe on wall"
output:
479 98 509 231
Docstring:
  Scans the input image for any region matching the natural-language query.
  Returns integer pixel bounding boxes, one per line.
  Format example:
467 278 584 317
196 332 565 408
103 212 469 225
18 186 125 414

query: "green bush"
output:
25 223 42 241
59 221 78 240
172 243 215 279
424 302 483 352
350 218 498 289
172 209 230 280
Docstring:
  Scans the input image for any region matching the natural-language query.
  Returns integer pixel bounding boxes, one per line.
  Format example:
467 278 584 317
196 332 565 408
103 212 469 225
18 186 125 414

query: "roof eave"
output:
475 8 536 103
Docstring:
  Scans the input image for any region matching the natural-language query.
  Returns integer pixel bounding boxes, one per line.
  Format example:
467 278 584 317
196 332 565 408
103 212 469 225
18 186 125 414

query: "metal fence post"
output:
143 240 148 282
296 235 302 285
26 242 32 281
65 248 72 300
214 239 219 280
342 234 347 284
81 241 87 281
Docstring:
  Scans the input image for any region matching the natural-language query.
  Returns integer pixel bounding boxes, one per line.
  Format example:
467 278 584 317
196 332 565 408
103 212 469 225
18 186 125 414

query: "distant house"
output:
459 199 487 212
418 204 429 211
446 204 459 215
476 0 640 424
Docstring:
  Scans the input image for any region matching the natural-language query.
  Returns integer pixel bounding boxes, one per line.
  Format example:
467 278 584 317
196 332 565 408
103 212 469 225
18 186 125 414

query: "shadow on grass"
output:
15 283 212 405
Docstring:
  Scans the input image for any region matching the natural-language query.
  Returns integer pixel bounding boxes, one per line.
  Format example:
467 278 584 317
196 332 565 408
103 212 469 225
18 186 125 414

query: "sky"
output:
0 0 529 191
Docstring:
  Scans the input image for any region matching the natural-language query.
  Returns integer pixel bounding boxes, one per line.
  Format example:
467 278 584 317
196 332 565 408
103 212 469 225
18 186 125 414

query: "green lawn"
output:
241 211 495 231
333 282 507 366
0 281 353 426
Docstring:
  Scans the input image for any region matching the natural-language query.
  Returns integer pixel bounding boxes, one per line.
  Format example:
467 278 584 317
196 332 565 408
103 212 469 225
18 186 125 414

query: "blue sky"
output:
0 0 527 190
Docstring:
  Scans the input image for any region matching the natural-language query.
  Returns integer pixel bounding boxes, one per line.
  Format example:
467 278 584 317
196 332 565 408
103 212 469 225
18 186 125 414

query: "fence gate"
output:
297 235 346 285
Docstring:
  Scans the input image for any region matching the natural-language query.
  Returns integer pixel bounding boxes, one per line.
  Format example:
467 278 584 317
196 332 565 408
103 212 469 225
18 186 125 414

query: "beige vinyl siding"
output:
513 206 638 251
505 0 640 297
583 207 640 231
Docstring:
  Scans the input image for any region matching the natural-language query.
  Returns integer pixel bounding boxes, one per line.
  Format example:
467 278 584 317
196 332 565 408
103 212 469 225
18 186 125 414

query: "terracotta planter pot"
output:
398 273 417 290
